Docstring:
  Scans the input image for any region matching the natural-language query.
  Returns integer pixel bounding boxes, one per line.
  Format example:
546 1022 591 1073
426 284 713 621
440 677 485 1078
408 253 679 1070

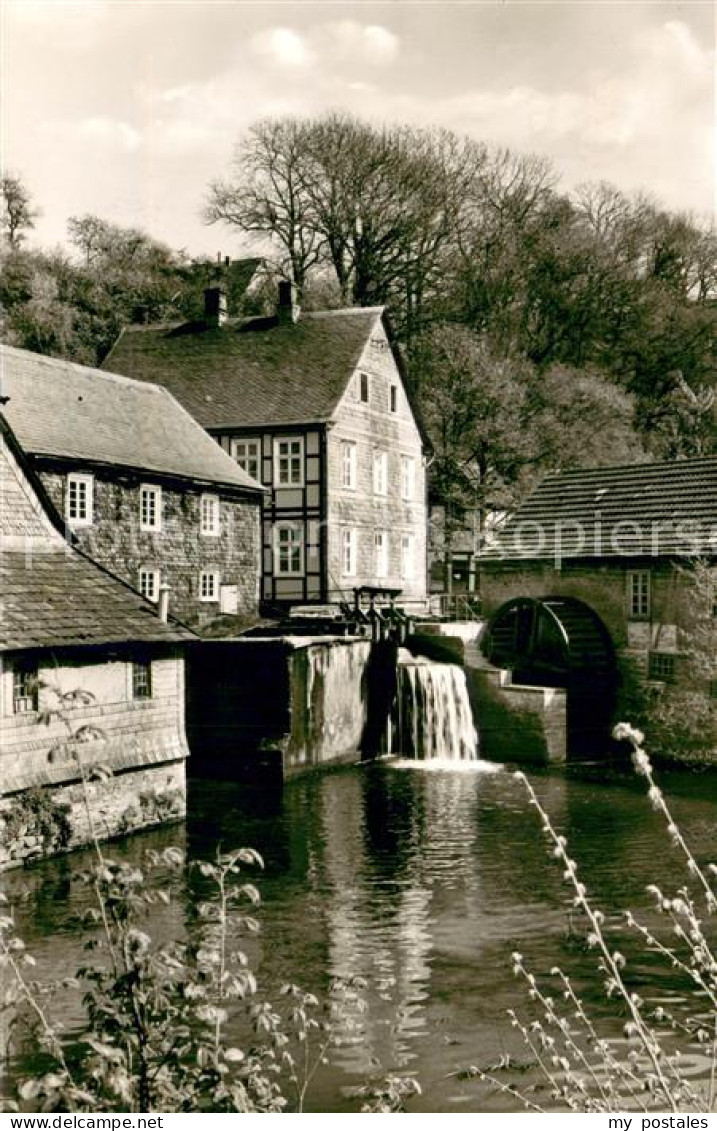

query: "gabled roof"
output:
102 307 389 430
0 416 194 651
0 345 264 493
480 457 717 562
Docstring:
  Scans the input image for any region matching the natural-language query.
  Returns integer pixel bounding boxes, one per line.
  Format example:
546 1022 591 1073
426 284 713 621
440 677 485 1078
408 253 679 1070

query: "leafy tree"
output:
1 174 39 249
412 324 644 584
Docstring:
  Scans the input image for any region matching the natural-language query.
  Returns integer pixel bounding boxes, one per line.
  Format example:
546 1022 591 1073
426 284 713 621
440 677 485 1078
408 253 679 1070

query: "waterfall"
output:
388 651 478 762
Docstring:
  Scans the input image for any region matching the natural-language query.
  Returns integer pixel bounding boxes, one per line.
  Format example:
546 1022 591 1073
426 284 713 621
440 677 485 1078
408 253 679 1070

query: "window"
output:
390 385 398 413
374 531 388 579
132 661 152 700
359 372 369 403
400 533 415 580
140 485 162 532
342 528 356 577
275 524 304 576
12 662 38 714
648 652 676 682
373 450 388 496
231 438 260 481
139 568 160 602
400 455 415 501
66 473 93 527
199 571 220 601
341 441 357 489
274 437 304 487
627 571 650 619
200 493 220 536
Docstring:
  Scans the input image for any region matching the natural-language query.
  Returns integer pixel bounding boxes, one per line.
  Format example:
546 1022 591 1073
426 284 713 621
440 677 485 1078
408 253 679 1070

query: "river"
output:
2 759 715 1112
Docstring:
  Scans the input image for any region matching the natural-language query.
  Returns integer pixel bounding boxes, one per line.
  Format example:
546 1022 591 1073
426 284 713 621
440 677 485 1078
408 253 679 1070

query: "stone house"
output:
103 284 429 611
477 457 717 706
0 414 196 867
1 345 265 627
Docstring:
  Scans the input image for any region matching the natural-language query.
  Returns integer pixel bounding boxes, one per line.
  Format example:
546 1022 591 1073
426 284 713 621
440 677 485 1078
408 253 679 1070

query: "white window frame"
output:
199 570 221 602
274 523 304 576
400 533 415 580
273 436 304 488
140 484 162 532
374 530 389 579
373 450 388 496
66 473 94 527
231 437 261 482
341 441 357 490
200 493 220 537
627 570 650 620
401 455 415 501
139 568 160 603
341 527 357 577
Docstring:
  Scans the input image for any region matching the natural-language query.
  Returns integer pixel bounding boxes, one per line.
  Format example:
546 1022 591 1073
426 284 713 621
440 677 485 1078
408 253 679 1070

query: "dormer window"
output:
140 485 162 532
359 372 369 403
66 473 93 527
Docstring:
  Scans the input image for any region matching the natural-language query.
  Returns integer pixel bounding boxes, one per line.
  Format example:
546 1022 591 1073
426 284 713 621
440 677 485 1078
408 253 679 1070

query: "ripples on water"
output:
2 760 715 1112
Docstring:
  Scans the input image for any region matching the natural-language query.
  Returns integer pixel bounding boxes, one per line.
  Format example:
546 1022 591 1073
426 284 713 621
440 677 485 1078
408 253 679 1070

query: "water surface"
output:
3 760 715 1112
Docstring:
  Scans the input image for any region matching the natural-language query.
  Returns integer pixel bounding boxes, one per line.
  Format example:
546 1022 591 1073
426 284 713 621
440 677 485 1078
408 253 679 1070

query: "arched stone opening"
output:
481 596 616 759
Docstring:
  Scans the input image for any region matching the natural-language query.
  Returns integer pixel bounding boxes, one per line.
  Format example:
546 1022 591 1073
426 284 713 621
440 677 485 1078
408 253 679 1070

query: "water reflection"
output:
2 762 714 1112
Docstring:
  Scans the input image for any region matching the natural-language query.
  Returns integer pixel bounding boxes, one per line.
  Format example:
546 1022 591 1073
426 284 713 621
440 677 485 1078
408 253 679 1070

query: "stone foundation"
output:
0 760 186 871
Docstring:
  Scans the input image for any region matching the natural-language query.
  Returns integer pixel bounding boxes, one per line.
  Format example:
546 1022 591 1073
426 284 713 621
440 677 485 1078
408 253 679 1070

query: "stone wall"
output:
327 320 427 605
38 466 261 625
479 559 708 691
0 761 186 871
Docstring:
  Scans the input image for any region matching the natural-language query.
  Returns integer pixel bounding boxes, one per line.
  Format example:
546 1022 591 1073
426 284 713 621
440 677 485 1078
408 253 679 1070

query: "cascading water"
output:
387 650 478 761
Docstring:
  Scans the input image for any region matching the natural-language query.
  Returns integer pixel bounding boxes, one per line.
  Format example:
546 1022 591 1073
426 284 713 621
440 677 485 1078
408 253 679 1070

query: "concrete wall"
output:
186 637 373 779
38 467 261 626
468 665 567 765
327 320 427 604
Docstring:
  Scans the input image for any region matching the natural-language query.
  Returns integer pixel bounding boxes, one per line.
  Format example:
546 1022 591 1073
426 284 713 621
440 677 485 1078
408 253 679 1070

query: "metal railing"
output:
429 593 483 621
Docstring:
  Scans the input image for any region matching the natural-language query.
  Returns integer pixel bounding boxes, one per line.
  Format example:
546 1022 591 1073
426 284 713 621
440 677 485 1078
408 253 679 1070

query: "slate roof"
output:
0 345 264 492
0 417 193 651
102 308 387 429
1 550 194 651
480 457 717 562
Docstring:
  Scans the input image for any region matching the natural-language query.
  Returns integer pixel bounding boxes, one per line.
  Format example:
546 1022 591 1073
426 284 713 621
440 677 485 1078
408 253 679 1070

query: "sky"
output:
1 0 714 259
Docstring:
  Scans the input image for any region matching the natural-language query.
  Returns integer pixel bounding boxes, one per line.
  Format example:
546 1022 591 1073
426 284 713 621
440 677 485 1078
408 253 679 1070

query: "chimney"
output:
158 583 170 623
204 285 227 328
277 280 300 326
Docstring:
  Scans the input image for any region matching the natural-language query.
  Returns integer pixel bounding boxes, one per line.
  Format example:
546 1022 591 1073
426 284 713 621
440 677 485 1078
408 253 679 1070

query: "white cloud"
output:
314 21 399 64
250 27 314 69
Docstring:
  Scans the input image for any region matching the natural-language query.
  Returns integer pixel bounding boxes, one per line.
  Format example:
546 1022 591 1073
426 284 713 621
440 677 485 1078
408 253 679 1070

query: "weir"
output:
387 650 478 761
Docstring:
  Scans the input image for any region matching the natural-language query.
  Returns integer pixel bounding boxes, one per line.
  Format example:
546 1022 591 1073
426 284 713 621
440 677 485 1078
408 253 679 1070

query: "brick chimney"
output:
204 285 227 328
277 280 300 326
